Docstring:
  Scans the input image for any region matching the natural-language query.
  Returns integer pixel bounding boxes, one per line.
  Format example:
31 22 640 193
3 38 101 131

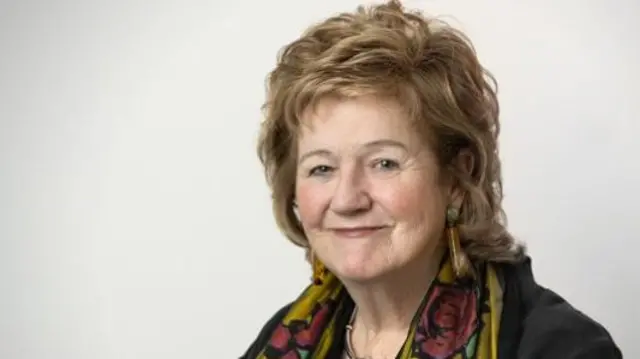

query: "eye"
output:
373 159 400 171
308 165 334 177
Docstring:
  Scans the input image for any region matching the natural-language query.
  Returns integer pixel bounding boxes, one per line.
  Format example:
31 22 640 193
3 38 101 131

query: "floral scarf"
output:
257 257 503 359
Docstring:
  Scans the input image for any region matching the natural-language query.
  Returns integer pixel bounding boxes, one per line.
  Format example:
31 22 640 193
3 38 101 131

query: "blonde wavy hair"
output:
257 0 525 263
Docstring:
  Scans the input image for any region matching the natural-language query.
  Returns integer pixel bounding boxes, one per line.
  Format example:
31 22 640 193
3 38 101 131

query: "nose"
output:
329 165 372 215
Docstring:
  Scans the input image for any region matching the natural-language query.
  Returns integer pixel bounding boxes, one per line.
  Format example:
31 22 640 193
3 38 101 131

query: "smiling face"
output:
295 96 452 282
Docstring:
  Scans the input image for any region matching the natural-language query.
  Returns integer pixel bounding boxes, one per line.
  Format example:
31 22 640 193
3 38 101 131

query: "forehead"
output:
297 96 420 150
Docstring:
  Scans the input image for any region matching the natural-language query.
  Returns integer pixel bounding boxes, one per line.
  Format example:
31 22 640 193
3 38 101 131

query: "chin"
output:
330 256 392 283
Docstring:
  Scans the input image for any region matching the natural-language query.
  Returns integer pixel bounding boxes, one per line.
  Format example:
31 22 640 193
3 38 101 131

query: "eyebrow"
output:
298 139 409 163
363 139 408 151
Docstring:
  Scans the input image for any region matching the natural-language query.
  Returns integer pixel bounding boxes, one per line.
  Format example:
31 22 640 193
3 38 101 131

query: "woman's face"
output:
295 96 451 282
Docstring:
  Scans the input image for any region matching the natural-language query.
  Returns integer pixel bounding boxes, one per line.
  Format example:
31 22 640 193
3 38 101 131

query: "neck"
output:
343 246 445 335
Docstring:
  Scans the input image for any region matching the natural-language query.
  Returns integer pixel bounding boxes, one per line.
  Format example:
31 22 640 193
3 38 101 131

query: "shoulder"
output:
239 302 292 359
495 258 622 359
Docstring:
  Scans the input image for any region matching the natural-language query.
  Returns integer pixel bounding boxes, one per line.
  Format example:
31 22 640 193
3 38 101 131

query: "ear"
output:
448 149 474 210
292 199 301 222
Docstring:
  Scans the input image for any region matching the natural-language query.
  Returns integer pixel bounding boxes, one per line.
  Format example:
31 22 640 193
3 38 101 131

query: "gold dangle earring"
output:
312 258 327 285
310 252 328 285
446 206 474 279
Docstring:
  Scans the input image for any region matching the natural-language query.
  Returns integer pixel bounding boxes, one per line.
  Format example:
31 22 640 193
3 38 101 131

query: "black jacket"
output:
241 258 622 358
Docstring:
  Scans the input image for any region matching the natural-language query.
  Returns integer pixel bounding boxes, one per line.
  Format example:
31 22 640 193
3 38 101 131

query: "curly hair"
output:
257 0 525 263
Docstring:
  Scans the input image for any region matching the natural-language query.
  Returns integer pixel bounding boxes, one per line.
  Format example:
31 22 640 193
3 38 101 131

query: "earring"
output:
446 206 474 279
311 254 328 285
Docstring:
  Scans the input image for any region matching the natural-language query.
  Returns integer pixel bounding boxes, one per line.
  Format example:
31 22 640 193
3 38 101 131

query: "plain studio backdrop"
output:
1 0 638 358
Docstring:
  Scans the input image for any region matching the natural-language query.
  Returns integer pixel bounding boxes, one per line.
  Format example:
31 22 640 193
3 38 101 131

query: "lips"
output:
330 226 388 238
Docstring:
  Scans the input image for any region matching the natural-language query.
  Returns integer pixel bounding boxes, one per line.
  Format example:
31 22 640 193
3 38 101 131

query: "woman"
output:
242 1 621 358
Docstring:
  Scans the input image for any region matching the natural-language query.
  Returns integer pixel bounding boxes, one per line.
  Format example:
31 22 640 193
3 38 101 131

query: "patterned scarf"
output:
257 257 503 359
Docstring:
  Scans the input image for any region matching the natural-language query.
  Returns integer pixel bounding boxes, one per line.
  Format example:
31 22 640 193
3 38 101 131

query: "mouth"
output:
329 226 389 238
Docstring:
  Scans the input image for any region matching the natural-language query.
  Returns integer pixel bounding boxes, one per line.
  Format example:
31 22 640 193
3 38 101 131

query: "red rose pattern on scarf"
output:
264 300 335 359
415 282 481 359
258 259 501 359
263 283 485 359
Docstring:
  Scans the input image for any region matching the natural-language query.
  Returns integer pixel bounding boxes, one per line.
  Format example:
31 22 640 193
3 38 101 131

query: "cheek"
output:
295 182 329 226
377 176 448 221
